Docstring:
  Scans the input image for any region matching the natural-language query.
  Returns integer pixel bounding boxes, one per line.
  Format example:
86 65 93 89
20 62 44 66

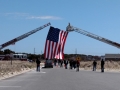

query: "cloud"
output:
0 13 63 20
0 12 29 16
27 16 62 20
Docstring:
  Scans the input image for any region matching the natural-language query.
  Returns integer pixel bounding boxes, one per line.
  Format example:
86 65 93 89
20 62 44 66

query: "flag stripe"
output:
62 32 68 54
44 40 47 58
46 40 49 58
49 41 52 59
44 27 68 60
60 31 64 59
52 42 56 59
62 31 68 59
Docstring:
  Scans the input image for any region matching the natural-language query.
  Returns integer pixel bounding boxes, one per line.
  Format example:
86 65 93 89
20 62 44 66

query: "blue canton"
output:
47 26 60 42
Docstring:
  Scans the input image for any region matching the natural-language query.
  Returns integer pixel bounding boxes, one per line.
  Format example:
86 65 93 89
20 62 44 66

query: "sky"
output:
0 0 120 56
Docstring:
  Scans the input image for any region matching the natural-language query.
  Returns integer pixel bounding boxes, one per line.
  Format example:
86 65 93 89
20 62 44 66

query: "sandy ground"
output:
1 62 120 80
0 63 44 80
79 68 120 73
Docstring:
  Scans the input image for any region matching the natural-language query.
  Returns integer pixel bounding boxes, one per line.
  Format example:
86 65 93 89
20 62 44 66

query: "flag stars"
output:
47 27 60 42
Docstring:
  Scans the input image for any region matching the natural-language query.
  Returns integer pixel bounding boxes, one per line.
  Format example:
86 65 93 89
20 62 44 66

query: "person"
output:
76 60 80 72
36 58 41 72
93 60 97 71
54 59 57 66
101 59 105 72
58 59 61 66
73 60 76 69
64 59 68 69
60 60 63 67
69 60 73 69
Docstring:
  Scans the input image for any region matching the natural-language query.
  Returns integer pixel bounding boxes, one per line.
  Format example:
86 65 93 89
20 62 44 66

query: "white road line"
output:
0 86 21 87
40 72 46 73
28 71 46 73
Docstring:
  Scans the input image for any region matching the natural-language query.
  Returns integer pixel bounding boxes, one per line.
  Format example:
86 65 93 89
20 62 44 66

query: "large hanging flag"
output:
44 26 68 60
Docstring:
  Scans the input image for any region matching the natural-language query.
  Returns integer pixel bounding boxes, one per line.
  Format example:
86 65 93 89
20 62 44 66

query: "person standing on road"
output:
64 59 68 69
76 60 80 72
73 60 76 69
101 59 105 72
69 60 73 69
54 59 57 66
36 58 41 72
60 60 63 68
93 60 97 71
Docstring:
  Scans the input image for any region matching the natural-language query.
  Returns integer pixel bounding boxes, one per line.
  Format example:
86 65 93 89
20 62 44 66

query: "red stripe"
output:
59 31 63 59
44 40 47 59
50 41 54 59
52 42 56 59
56 43 60 59
47 40 51 59
48 41 51 59
53 43 57 58
58 31 63 59
60 31 67 59
54 31 68 59
62 32 68 57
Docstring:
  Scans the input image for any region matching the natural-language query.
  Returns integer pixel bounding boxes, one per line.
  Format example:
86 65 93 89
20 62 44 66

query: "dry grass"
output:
0 60 36 78
80 60 120 71
1 60 120 78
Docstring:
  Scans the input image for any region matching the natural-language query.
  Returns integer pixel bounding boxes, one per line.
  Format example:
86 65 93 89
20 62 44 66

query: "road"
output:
0 66 120 90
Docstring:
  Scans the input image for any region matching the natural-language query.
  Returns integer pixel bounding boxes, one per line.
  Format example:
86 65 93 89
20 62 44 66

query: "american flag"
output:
44 26 68 60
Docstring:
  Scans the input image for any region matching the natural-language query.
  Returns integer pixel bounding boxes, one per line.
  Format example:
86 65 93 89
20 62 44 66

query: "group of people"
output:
35 58 105 73
54 59 105 72
93 59 105 72
53 59 80 72
69 59 80 72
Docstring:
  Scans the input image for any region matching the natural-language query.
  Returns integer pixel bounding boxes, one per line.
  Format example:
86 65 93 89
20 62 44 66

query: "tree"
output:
4 49 15 54
0 50 4 55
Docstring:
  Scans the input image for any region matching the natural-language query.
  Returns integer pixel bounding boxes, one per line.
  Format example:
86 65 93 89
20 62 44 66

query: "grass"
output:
80 60 120 71
0 60 36 78
1 60 120 78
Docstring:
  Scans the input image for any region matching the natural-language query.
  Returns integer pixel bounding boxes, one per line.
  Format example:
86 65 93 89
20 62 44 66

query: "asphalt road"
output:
0 67 120 90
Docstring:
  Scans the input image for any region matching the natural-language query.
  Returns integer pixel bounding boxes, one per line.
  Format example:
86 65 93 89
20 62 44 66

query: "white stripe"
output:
54 43 59 58
54 31 68 59
60 31 64 59
0 86 21 87
59 31 64 59
49 41 52 59
52 42 56 59
54 31 62 59
62 32 67 59
58 31 62 59
54 31 61 59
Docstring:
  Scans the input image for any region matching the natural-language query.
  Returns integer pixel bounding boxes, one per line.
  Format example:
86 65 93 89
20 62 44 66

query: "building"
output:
105 54 120 60
0 53 27 60
11 54 27 60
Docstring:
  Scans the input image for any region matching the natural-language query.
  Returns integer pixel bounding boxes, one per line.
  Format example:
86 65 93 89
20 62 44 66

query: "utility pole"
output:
75 48 77 56
34 48 36 61
34 48 35 55
40 50 42 59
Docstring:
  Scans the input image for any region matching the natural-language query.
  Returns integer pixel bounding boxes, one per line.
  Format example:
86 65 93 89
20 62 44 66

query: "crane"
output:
66 23 120 48
0 22 51 50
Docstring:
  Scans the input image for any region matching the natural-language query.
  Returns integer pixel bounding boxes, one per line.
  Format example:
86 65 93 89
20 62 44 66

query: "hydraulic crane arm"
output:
66 23 120 48
0 22 51 50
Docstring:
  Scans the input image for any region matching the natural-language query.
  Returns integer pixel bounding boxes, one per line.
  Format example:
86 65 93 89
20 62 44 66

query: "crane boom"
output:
0 22 51 50
66 23 120 48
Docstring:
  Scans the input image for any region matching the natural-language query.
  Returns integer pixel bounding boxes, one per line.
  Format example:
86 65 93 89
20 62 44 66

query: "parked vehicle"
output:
43 59 53 68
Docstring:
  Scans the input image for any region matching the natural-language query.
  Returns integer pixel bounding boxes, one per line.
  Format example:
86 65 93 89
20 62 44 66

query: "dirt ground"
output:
0 60 120 80
80 60 120 71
